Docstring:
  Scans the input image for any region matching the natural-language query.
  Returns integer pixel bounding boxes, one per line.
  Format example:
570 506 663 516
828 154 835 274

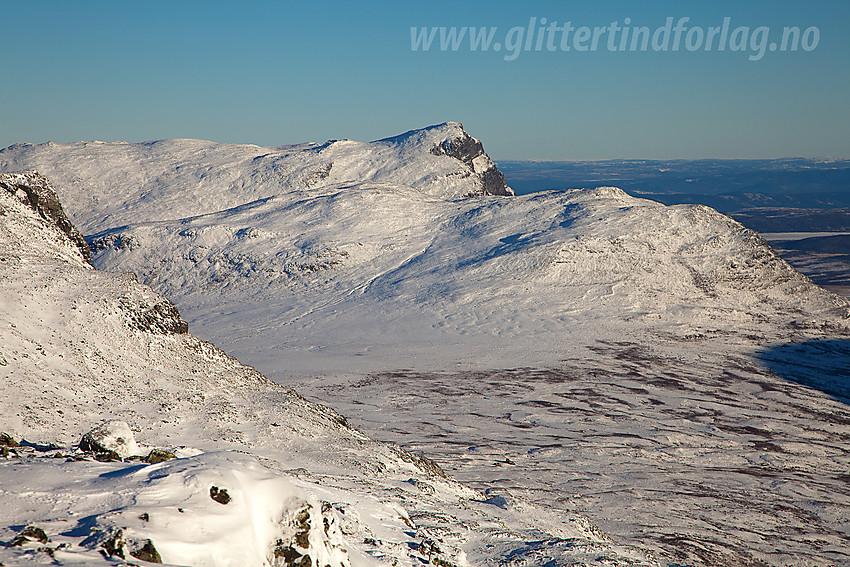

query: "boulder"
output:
79 420 140 458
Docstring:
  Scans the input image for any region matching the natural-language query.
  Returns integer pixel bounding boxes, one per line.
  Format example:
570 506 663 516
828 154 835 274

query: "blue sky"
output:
2 0 848 159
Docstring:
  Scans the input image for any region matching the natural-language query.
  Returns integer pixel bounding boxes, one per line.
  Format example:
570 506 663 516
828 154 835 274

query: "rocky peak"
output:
381 122 514 197
430 126 513 197
0 170 92 264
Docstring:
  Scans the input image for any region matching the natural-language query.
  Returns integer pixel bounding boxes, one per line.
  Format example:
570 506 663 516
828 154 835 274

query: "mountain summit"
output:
377 122 512 196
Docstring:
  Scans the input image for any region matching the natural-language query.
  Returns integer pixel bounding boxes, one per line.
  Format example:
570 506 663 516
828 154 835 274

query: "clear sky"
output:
2 0 848 160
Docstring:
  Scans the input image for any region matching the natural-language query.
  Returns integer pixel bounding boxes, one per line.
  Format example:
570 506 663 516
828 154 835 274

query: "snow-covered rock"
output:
79 420 141 458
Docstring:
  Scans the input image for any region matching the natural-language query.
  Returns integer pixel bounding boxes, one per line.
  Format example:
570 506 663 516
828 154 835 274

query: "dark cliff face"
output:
430 129 513 197
430 133 485 171
479 167 511 197
0 171 92 265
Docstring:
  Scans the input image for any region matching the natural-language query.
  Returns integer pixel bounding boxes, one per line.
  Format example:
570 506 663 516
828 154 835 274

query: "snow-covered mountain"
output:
2 124 847 379
0 122 511 235
0 171 655 566
3 123 850 566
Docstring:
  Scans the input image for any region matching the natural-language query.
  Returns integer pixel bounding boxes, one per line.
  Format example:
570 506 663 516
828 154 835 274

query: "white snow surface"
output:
0 174 654 566
66 186 850 377
3 123 850 565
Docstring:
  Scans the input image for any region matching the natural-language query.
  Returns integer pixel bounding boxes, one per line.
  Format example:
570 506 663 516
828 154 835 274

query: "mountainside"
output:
83 185 850 378
0 172 654 566
3 124 850 566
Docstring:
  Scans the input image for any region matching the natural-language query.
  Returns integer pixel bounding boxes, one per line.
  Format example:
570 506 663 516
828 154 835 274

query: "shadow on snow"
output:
756 339 850 403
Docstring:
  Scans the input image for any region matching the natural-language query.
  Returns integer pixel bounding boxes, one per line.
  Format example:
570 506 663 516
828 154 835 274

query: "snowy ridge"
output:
3 126 844 375
0 174 654 566
0 122 512 234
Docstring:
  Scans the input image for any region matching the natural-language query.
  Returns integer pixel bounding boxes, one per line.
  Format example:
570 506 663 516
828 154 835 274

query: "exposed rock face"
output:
209 485 232 505
98 529 163 563
0 432 19 447
143 448 176 464
429 125 513 197
0 171 92 264
480 167 511 197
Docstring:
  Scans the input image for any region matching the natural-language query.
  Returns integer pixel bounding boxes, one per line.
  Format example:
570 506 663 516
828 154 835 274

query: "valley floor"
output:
283 339 850 567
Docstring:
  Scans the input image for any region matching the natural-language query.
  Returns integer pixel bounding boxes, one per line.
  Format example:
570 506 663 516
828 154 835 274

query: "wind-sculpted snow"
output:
0 175 656 565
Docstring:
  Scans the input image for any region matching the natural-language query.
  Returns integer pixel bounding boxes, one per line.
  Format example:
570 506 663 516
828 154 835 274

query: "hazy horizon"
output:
2 0 848 160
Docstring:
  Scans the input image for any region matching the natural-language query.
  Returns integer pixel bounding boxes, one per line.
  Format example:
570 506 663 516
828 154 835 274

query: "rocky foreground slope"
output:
0 173 654 565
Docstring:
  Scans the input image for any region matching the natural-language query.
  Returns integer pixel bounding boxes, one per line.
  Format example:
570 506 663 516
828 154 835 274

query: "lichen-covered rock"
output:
100 529 126 559
144 448 176 464
79 420 140 458
130 539 162 563
0 432 19 447
98 529 160 562
0 171 91 264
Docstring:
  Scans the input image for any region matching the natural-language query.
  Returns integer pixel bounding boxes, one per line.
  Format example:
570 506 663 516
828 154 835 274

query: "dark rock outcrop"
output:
0 171 92 264
144 448 176 464
429 125 513 197
118 295 189 335
99 529 162 563
479 167 511 197
9 525 49 547
130 539 162 563
0 432 19 447
209 485 231 505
